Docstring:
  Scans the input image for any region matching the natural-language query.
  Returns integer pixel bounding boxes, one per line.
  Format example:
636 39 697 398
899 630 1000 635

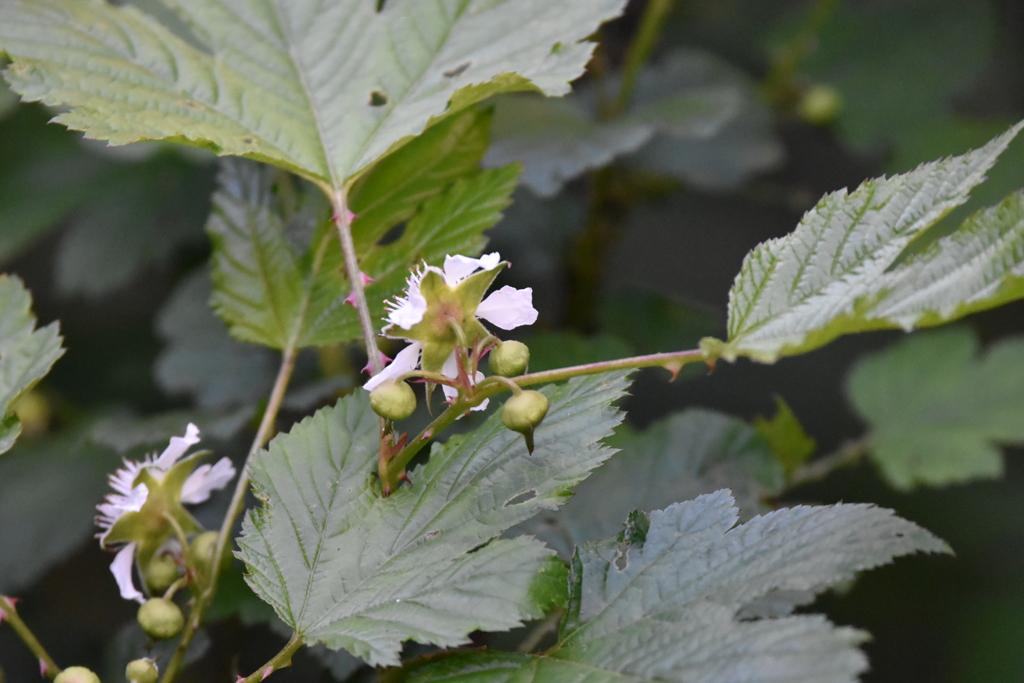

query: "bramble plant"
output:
2 1 1024 682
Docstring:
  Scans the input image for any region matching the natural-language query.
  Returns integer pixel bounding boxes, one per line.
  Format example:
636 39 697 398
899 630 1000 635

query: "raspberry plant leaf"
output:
0 0 625 191
237 371 630 666
719 122 1024 363
403 491 950 683
515 408 786 558
848 326 1024 489
207 117 519 348
0 274 64 455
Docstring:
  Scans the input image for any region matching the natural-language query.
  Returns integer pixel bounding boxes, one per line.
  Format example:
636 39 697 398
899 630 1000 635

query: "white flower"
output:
96 423 236 602
383 253 537 332
365 253 538 410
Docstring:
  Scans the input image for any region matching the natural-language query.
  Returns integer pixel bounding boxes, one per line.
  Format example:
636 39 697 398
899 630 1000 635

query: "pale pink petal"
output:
153 423 201 470
441 355 488 412
111 542 145 603
181 457 237 504
442 253 501 286
476 286 538 330
364 342 422 391
97 483 149 542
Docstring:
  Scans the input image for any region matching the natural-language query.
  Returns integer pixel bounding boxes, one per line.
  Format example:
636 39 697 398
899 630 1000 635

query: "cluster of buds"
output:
364 253 550 457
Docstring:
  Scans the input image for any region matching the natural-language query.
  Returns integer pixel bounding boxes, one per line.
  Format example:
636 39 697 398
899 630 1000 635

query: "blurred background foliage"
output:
4 0 1024 681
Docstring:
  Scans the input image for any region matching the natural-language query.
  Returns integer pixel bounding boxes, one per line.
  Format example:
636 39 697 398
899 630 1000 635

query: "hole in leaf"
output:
503 489 537 508
444 62 470 78
369 90 389 107
378 221 406 246
614 551 628 571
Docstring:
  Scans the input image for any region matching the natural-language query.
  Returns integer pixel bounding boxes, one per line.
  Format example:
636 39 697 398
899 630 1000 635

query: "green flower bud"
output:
489 340 530 377
125 659 158 683
797 84 842 126
502 391 549 433
54 667 100 683
137 598 184 640
369 380 417 421
189 531 232 579
145 553 180 594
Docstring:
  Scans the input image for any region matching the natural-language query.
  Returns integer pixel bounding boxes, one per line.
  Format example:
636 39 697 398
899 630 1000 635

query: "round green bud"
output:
489 341 530 377
145 553 179 594
369 380 417 421
125 659 158 683
137 598 184 640
54 667 100 683
797 84 842 126
501 391 549 434
189 531 232 578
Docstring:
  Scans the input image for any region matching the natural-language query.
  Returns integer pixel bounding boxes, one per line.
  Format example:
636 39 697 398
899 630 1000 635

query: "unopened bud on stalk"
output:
54 667 100 683
501 390 549 454
489 340 530 377
189 531 232 579
125 659 158 683
137 598 184 640
145 553 179 594
370 380 417 421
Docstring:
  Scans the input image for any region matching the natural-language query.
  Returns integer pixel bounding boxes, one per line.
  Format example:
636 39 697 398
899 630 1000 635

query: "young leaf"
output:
516 408 785 557
404 491 949 683
0 274 64 454
720 122 1024 362
754 396 817 476
848 327 1024 489
237 372 630 666
0 0 625 189
208 143 519 349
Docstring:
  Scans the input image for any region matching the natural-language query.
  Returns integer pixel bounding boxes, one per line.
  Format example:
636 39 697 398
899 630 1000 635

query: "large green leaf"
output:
237 372 630 666
720 122 1024 363
0 0 625 191
515 408 785 558
0 274 64 454
848 327 1024 489
403 491 949 683
208 118 518 348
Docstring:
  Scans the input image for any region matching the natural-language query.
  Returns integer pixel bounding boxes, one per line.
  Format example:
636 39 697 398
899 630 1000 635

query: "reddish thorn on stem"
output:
261 667 274 681
39 659 49 677
343 290 359 307
399 471 412 484
705 359 717 375
664 362 682 382
359 271 375 286
362 351 392 375
421 431 432 440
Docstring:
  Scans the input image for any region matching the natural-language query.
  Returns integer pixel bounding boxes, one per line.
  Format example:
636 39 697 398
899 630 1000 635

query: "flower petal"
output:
110 542 145 603
153 423 201 471
475 286 538 330
364 342 422 391
441 355 488 412
442 252 501 286
181 457 237 504
96 482 149 541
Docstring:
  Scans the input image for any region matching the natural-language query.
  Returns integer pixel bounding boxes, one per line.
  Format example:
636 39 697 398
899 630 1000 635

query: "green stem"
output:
331 191 383 375
786 436 869 489
616 0 677 113
380 348 706 491
0 596 60 679
237 632 304 683
159 346 298 683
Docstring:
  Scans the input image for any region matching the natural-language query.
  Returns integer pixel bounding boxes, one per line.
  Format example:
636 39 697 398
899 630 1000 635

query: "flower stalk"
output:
237 631 303 683
159 346 298 683
378 347 706 493
0 596 60 679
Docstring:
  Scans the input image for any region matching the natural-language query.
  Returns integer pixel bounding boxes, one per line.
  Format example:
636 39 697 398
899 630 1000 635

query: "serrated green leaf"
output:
848 327 1024 489
0 274 63 455
238 372 630 666
754 396 817 476
0 0 625 191
405 491 949 683
208 133 519 348
722 122 1024 363
516 409 785 558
